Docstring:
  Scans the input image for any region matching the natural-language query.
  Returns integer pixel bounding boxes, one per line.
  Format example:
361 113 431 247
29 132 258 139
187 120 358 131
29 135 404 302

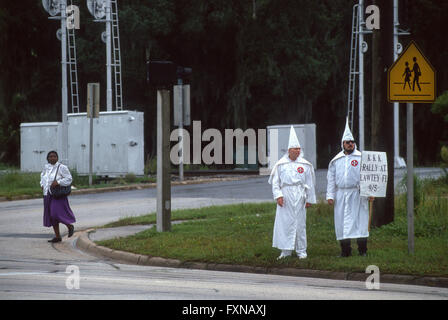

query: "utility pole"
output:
60 0 69 166
393 0 409 168
371 0 395 227
105 0 112 111
42 0 70 165
87 0 115 112
358 0 366 152
157 89 171 232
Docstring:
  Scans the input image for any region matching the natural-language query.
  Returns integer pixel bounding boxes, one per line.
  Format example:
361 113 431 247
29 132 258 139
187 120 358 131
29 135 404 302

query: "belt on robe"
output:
282 182 310 190
336 186 359 191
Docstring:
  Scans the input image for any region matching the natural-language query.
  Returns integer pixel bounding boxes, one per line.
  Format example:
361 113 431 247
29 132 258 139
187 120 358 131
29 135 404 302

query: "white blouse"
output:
40 162 73 196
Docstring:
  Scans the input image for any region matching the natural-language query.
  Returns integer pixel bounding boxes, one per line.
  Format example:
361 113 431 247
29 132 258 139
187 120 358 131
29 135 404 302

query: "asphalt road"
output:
0 169 447 301
2 255 447 300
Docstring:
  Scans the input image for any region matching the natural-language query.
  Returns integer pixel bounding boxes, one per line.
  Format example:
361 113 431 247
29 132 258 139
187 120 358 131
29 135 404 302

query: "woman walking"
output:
40 151 75 243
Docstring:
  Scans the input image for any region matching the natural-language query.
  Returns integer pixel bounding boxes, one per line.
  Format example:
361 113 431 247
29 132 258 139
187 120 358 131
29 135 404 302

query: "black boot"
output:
357 238 368 256
339 239 352 257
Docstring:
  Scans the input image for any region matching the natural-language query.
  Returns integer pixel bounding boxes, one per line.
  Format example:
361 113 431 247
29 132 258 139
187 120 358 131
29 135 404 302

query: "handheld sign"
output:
360 151 388 198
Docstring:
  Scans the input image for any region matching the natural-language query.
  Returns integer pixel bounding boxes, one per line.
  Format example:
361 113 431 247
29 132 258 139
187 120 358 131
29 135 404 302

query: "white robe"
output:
269 154 316 253
326 150 369 240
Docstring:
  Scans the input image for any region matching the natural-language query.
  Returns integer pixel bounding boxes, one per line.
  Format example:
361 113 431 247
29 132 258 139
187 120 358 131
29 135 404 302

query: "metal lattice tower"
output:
347 4 359 130
67 5 80 113
87 0 124 111
111 0 123 111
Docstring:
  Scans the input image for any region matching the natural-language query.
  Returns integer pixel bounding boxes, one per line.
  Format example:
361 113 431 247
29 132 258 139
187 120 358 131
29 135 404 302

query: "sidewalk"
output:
74 225 448 289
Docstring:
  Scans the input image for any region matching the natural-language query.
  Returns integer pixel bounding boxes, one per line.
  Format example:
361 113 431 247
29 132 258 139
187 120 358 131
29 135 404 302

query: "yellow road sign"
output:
388 41 436 103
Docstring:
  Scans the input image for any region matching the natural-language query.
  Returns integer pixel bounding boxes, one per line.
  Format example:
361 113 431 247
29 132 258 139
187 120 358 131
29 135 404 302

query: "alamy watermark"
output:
170 121 279 168
66 5 80 30
65 265 80 290
365 265 380 290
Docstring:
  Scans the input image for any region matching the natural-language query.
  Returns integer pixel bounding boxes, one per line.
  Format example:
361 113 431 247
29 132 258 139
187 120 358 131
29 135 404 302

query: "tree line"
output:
0 0 447 168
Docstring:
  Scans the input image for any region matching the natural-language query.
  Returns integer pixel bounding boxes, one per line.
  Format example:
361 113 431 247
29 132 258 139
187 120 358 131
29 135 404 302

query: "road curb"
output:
76 229 448 289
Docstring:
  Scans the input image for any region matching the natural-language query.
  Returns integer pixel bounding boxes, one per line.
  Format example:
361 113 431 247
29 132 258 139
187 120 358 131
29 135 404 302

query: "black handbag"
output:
50 164 72 199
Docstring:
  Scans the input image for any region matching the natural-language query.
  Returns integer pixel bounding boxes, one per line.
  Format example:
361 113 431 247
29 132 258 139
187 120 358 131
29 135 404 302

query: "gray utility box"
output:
20 111 144 176
20 122 64 172
267 124 317 170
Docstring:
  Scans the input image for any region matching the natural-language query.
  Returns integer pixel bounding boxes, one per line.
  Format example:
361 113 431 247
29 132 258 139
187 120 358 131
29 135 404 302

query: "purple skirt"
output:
43 194 76 227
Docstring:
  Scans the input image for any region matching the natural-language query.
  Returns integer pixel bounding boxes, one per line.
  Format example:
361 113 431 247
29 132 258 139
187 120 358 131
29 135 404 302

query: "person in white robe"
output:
268 126 316 260
326 118 374 257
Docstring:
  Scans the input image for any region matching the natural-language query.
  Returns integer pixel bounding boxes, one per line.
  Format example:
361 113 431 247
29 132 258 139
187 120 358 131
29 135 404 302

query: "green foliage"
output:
145 156 157 175
440 146 448 181
0 167 156 199
70 169 99 187
393 175 448 239
442 146 448 164
124 173 137 183
398 173 425 210
0 170 41 199
383 191 448 239
1 0 448 167
431 91 448 123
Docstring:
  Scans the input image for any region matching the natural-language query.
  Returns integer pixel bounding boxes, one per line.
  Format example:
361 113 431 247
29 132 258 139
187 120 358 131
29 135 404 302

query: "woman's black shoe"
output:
68 225 74 237
48 237 62 243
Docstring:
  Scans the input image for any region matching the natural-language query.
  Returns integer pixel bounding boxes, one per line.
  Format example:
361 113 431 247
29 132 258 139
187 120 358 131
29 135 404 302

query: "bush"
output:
145 156 157 175
70 169 98 187
125 173 137 183
431 90 448 123
393 176 448 238
398 173 424 211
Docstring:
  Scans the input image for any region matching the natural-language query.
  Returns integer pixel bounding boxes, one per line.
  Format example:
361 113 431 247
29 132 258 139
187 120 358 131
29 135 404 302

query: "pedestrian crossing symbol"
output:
388 41 436 103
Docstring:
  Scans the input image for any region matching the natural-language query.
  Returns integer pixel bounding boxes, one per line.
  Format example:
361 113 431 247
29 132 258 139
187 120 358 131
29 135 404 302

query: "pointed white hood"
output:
268 126 313 185
341 117 355 147
329 117 361 165
288 126 301 149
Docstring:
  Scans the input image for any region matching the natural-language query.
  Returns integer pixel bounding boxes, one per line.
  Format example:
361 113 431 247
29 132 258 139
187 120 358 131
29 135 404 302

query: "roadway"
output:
0 168 447 301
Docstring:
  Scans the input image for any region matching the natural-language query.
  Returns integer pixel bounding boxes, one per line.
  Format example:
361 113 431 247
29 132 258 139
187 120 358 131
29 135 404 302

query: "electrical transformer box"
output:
266 124 317 170
20 122 64 172
20 111 144 176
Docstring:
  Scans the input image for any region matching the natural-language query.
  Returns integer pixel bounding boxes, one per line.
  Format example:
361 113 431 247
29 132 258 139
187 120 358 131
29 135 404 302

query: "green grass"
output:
97 191 448 277
0 171 43 198
0 168 155 199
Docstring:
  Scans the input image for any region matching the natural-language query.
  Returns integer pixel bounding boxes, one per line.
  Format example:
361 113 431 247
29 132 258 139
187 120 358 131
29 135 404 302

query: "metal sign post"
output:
388 41 436 254
87 83 100 186
157 89 171 232
177 80 184 181
174 82 191 181
406 102 414 254
148 61 189 232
